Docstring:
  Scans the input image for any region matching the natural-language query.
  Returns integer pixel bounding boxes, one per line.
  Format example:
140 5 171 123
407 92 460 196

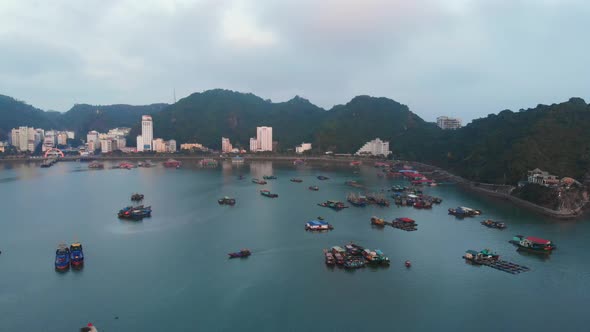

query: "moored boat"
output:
324 250 336 265
131 193 144 201
290 178 303 183
317 175 329 180
260 190 278 198
305 220 334 231
293 159 305 165
347 193 367 207
228 249 251 258
370 216 386 227
70 243 84 268
55 244 70 271
252 178 267 185
118 205 152 220
318 200 348 210
509 235 555 253
88 161 104 169
344 256 366 269
163 159 182 168
362 248 390 266
263 175 277 180
448 206 482 217
308 186 319 191
218 197 236 206
405 260 411 268
481 219 506 229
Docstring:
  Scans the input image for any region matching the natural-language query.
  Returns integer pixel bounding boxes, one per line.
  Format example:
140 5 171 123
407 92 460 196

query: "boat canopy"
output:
307 220 328 226
397 217 415 223
526 236 551 244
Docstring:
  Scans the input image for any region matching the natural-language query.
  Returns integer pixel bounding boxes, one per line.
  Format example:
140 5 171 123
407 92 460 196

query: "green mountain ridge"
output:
2 90 588 185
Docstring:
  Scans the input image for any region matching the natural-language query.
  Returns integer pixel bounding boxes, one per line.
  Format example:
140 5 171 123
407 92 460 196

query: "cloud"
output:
0 0 589 123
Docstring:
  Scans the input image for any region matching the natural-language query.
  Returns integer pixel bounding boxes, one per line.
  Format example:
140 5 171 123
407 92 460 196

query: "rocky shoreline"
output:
405 161 588 220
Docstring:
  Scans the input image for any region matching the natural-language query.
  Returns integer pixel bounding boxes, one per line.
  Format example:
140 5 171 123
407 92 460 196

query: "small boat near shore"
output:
509 235 555 253
218 197 236 206
252 178 267 185
228 249 251 258
318 200 348 210
308 186 319 191
163 159 181 168
317 175 329 180
260 190 278 198
88 161 104 169
290 178 303 183
263 175 277 180
481 219 506 229
55 244 70 271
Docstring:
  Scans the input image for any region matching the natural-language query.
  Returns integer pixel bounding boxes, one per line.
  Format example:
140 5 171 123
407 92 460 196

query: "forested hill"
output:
416 98 590 184
0 94 167 139
147 89 438 152
3 90 589 185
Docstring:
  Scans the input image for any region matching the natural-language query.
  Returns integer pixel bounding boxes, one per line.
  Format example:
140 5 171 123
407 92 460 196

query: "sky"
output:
0 0 589 123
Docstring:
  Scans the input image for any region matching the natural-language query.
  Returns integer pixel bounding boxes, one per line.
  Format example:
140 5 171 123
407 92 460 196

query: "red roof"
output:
398 217 415 223
526 236 550 244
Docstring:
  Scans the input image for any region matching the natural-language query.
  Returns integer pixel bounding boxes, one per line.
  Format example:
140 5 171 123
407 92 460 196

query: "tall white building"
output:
136 135 144 152
100 139 113 153
57 132 68 145
221 137 233 153
355 138 391 156
249 138 258 152
167 139 176 153
256 126 273 152
436 116 462 130
141 115 153 151
87 131 99 145
10 128 20 148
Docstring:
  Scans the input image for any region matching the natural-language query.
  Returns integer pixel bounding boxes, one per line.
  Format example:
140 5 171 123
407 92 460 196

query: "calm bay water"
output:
0 160 588 331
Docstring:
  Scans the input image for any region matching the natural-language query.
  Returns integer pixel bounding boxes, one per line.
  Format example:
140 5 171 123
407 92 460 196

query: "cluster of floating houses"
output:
324 243 392 269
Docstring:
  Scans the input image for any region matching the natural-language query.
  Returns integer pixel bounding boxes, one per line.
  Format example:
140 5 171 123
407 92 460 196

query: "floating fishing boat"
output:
263 175 277 180
347 193 367 207
324 251 336 265
118 205 152 220
448 206 482 217
405 260 412 268
118 162 135 169
293 159 305 166
218 197 236 206
198 159 217 167
305 220 334 231
251 178 267 185
290 178 303 183
481 219 506 229
362 248 390 266
88 161 104 169
345 244 362 256
349 161 361 167
366 193 390 207
55 244 70 271
344 256 366 269
318 200 348 210
70 243 84 268
345 180 364 188
317 175 329 180
308 186 319 191
164 159 182 168
131 193 144 201
228 249 251 258
509 235 555 253
370 216 386 227
260 190 278 198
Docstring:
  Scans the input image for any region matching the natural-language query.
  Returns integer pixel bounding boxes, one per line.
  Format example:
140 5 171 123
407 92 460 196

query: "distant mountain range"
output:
0 94 167 140
1 90 589 185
